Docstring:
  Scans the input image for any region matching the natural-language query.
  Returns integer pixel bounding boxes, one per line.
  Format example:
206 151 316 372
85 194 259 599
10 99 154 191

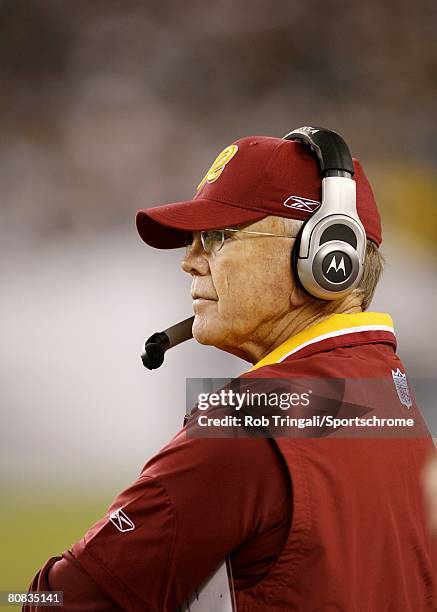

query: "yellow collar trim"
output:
250 312 394 372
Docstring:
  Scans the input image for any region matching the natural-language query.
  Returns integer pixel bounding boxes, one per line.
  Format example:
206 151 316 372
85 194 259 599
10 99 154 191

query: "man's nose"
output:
181 235 209 275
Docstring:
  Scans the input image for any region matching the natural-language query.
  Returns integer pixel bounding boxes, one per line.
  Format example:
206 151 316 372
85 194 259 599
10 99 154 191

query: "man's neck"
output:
246 295 363 364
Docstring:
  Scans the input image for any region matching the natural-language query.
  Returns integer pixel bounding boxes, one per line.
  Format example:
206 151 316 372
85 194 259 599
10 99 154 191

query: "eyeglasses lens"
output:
185 230 225 254
201 230 224 253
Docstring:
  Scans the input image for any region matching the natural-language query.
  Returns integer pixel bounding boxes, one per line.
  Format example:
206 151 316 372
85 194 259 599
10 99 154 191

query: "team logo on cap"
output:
283 196 321 212
197 144 238 190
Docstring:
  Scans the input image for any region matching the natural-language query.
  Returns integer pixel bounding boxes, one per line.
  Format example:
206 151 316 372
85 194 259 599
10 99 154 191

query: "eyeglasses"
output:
185 228 297 255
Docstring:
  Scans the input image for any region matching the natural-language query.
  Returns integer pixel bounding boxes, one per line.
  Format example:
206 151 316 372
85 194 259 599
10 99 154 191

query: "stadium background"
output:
1 0 436 593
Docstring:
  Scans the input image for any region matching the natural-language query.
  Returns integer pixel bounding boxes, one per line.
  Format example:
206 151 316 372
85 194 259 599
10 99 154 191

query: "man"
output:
423 449 437 535
26 132 437 610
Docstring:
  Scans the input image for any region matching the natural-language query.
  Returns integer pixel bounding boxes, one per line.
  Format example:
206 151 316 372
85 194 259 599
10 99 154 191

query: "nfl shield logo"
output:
392 368 412 409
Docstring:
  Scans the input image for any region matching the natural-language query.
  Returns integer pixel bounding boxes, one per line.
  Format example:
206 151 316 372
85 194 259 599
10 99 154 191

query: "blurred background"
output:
1 0 436 592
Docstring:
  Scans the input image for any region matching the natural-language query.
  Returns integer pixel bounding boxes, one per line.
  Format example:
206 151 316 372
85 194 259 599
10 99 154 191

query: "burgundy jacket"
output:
25 313 437 611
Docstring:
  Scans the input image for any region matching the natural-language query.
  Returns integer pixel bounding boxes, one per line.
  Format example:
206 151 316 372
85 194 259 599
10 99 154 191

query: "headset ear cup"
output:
291 222 319 300
291 225 301 284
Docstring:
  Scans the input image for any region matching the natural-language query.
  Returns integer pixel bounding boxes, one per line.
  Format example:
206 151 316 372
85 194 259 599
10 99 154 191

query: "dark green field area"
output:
0 487 113 597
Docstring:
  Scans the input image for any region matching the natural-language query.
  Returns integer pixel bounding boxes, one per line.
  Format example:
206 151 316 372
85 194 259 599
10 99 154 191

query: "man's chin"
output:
192 319 249 361
192 315 220 347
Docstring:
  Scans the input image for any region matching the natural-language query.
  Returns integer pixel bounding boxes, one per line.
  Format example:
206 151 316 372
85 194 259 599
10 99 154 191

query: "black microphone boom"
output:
141 316 195 370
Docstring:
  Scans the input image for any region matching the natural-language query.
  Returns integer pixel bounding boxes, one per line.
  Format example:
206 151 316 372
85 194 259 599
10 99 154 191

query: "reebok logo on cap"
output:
284 195 321 212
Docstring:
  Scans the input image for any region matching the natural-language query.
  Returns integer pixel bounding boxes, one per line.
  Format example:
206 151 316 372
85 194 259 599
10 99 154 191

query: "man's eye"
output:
200 230 225 254
202 231 223 251
207 231 224 242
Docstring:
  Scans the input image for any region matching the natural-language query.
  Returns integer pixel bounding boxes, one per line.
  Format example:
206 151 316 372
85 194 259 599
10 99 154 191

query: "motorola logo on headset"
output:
323 252 353 283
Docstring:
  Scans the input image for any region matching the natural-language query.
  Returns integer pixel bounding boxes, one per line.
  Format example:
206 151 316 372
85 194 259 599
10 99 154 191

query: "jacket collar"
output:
251 312 395 372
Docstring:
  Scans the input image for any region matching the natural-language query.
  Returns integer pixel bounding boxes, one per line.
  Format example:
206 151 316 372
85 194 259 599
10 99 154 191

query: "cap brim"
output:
136 198 268 249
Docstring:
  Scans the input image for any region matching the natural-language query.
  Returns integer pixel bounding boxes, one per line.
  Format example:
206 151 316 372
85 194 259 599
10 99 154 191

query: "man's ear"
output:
290 283 307 308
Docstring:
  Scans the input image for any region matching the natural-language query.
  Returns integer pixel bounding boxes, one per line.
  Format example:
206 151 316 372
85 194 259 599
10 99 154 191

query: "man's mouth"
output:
191 294 217 301
192 295 217 313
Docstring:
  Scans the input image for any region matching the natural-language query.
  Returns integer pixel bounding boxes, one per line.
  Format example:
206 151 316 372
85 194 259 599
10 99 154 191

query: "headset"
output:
284 126 366 301
142 126 367 369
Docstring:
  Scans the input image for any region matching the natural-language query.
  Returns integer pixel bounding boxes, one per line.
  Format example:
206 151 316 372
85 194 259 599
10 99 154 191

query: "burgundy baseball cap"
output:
136 136 382 248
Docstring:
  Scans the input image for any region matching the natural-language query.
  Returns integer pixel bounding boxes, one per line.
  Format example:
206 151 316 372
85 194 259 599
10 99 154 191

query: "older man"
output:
26 131 437 611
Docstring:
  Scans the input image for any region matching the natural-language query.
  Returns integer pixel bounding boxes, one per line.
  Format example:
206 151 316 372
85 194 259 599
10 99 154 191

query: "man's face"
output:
181 217 299 361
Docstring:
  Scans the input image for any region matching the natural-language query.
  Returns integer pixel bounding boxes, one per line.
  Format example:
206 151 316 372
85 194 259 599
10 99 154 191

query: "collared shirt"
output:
250 311 395 371
24 312 436 611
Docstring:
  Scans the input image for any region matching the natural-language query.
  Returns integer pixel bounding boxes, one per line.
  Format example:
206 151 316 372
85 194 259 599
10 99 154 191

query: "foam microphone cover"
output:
141 342 165 370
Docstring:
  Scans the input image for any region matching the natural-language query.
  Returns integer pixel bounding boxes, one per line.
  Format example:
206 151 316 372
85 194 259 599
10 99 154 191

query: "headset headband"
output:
283 126 355 176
